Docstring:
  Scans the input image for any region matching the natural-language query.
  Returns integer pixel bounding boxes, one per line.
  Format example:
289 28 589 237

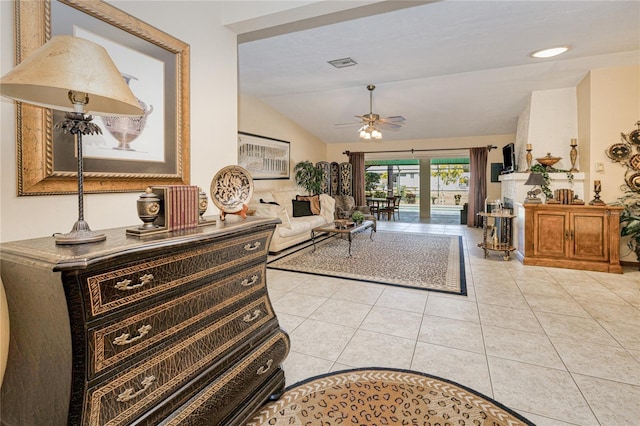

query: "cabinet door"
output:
533 211 568 257
570 211 608 261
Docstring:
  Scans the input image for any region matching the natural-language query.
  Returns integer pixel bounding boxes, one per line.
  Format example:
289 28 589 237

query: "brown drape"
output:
349 151 366 206
467 147 489 227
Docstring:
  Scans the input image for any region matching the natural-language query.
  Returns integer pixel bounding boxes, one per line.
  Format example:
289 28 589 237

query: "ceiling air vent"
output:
328 57 357 68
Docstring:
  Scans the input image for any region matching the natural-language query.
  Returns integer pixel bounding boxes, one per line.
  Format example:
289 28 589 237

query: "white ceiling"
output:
239 1 640 143
237 1 640 144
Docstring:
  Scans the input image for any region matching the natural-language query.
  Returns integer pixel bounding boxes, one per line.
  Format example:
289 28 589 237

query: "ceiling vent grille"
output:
328 57 357 68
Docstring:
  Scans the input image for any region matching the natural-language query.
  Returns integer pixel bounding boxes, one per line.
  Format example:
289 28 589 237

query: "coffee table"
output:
311 220 375 257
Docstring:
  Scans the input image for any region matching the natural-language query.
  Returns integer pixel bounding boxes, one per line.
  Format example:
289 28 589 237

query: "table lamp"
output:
523 172 546 204
0 35 143 244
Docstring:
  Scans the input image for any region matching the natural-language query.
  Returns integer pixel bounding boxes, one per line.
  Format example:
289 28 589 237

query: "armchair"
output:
333 195 377 230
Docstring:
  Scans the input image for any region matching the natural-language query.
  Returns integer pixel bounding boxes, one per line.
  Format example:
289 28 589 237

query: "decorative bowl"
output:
536 153 561 168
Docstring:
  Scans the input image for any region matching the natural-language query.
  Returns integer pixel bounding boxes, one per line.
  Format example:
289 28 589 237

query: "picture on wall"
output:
238 132 290 180
14 0 190 195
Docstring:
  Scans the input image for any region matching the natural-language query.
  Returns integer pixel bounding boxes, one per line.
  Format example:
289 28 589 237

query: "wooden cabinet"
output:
0 217 289 425
523 204 623 273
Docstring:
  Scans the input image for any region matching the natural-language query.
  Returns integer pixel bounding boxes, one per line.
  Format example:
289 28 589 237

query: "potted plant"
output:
612 190 640 268
351 210 365 224
294 161 325 195
454 194 462 205
431 195 437 204
405 192 416 204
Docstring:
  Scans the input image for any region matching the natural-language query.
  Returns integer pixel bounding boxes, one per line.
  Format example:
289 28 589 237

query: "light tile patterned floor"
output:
267 221 640 425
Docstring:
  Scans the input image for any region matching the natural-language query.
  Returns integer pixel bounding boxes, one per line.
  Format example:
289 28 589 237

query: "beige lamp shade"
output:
0 35 143 116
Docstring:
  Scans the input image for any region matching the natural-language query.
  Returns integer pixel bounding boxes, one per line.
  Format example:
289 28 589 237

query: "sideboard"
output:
0 216 289 425
523 204 623 273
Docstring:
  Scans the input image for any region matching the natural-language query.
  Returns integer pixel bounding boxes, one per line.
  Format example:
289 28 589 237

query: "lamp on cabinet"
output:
523 172 546 204
0 35 143 244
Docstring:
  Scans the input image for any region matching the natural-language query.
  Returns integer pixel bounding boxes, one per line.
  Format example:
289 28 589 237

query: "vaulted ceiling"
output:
237 1 639 144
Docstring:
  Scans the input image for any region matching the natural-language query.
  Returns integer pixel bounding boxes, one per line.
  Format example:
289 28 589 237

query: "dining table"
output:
366 197 394 220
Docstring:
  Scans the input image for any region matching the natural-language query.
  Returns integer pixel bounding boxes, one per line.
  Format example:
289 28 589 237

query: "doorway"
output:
364 157 469 224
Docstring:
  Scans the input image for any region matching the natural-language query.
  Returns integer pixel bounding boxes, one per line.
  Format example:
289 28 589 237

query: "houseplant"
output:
294 161 325 195
351 210 365 224
612 190 640 268
454 194 462 205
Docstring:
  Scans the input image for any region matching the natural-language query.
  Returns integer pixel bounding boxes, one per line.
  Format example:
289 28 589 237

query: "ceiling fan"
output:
335 84 405 140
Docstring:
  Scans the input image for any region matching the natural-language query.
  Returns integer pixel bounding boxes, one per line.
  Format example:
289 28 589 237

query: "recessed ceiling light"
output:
530 46 570 59
328 57 357 68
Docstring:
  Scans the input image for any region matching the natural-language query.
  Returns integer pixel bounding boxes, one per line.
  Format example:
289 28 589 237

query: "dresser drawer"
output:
160 331 290 426
84 297 279 426
89 264 266 379
80 230 271 319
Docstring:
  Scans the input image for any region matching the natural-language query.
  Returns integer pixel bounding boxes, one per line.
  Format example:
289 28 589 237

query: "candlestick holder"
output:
569 139 579 172
525 147 533 172
589 184 606 205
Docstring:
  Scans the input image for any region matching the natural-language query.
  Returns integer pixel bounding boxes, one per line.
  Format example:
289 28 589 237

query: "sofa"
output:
248 188 336 253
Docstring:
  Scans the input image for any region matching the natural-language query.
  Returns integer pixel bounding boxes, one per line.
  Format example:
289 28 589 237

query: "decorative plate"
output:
210 165 253 213
630 129 640 145
606 143 631 162
625 172 640 192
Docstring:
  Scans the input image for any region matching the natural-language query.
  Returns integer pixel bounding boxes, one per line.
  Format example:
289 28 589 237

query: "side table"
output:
477 211 516 261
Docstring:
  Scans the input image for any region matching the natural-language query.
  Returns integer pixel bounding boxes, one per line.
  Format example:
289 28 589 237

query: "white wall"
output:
0 1 238 242
238 95 327 193
525 87 579 172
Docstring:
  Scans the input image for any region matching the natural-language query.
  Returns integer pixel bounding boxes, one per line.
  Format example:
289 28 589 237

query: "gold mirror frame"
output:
13 0 190 195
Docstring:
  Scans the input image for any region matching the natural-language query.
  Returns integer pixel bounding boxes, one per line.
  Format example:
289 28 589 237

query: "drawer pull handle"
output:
244 241 261 251
115 274 154 291
257 359 273 375
243 309 262 323
117 375 156 402
240 275 259 287
113 325 152 346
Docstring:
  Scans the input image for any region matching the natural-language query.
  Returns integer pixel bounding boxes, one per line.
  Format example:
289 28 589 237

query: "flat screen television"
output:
502 143 516 174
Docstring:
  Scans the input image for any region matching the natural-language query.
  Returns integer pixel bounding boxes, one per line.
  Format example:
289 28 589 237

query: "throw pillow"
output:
292 199 314 217
296 195 320 215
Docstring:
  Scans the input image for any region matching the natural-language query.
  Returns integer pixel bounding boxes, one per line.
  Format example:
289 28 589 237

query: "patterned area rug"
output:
268 231 466 295
245 368 534 426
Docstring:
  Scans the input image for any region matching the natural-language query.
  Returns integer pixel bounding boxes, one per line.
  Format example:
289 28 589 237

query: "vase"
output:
101 73 153 151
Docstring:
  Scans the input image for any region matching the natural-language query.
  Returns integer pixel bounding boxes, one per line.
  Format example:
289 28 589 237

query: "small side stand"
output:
220 204 249 221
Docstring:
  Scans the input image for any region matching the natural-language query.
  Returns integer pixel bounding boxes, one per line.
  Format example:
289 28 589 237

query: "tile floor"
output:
266 220 640 426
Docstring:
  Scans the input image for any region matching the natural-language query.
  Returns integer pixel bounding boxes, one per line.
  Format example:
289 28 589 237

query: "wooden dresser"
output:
0 216 289 425
523 204 623 273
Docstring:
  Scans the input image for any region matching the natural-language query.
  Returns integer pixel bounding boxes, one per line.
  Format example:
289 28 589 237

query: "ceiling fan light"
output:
371 129 382 139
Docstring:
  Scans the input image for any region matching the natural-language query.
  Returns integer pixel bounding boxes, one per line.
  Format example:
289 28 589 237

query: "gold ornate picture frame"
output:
14 0 190 195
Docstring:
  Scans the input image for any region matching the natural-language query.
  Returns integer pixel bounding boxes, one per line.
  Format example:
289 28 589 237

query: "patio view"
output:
364 158 470 224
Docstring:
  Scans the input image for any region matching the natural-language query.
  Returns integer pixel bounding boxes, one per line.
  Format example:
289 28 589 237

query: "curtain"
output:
467 147 489 227
349 151 366 206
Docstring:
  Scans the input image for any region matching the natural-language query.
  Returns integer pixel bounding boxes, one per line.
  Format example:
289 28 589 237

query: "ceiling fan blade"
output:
334 122 362 127
377 122 403 130
380 116 405 123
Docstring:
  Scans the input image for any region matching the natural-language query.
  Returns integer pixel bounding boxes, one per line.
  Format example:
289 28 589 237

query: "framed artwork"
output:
490 163 503 182
238 132 290 180
14 0 190 195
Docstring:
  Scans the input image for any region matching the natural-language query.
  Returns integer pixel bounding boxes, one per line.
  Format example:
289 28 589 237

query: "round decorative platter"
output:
607 143 632 161
625 172 640 192
210 165 253 213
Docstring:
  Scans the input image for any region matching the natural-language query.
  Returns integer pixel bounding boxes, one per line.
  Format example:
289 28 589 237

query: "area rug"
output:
268 231 466 295
245 368 534 426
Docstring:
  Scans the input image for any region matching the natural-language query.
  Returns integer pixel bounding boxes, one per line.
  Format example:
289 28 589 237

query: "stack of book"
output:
151 185 200 231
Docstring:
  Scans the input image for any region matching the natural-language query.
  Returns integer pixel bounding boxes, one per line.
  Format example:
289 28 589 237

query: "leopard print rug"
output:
245 368 534 426
268 231 466 295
